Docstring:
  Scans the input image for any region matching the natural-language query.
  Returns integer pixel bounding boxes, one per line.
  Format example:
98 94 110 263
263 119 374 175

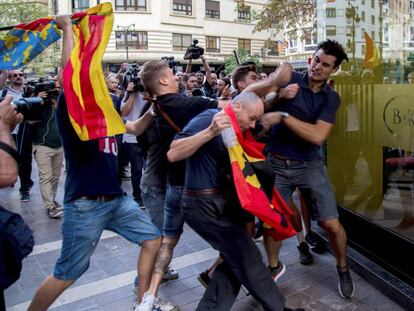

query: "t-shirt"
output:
56 94 123 203
31 106 62 149
174 109 231 190
121 92 145 144
155 93 218 186
265 71 340 161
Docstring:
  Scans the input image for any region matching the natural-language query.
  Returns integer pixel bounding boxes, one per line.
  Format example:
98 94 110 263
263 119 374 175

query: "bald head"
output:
231 92 264 131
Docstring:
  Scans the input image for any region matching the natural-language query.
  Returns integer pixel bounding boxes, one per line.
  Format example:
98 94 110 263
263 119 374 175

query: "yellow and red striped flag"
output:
63 3 126 141
363 31 379 69
223 105 297 241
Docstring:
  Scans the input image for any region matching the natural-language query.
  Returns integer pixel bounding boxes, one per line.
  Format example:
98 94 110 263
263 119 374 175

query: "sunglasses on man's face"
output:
12 73 24 77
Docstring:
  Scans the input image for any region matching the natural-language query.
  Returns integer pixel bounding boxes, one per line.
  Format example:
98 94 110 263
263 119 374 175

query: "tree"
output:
224 48 262 75
234 0 316 39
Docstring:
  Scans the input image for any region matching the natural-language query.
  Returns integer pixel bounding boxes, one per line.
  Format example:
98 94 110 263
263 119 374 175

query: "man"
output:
265 39 354 299
232 64 259 94
199 56 218 99
182 73 198 96
166 92 302 311
28 16 162 311
195 71 204 88
31 87 64 219
2 69 34 201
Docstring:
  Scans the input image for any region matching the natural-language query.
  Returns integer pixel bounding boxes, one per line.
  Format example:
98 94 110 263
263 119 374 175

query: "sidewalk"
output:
1 165 406 311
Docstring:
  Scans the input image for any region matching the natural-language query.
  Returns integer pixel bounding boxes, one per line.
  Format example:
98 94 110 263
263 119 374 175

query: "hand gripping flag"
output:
63 3 126 141
0 18 61 69
223 105 297 241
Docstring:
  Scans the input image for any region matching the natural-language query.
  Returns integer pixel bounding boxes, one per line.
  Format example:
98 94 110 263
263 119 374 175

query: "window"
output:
371 31 375 40
238 38 251 54
361 11 365 21
206 36 220 52
371 15 375 25
115 31 148 50
205 0 220 19
326 25 336 36
115 0 147 11
173 0 192 16
172 33 192 51
72 0 89 13
238 6 251 22
326 8 336 18
371 0 375 8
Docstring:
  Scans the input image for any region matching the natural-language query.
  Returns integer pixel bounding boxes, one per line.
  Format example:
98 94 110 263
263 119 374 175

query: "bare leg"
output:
28 276 74 311
318 219 347 267
137 237 162 301
263 233 282 267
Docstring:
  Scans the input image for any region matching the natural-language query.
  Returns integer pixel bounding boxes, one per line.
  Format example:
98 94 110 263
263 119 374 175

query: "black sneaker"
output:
162 266 179 281
297 242 313 265
337 265 355 299
270 262 286 282
305 232 325 254
197 270 211 288
20 192 30 202
283 308 306 311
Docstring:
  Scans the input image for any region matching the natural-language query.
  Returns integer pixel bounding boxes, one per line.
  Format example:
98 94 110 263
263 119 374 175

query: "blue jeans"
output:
163 185 184 238
54 195 160 280
141 185 165 231
269 156 338 221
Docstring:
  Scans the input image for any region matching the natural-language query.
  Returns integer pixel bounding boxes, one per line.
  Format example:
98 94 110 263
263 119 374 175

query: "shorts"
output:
163 185 184 238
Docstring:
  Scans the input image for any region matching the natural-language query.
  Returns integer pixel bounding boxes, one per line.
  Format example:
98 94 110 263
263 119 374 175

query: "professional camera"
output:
24 79 60 105
0 96 44 121
123 63 145 93
161 56 177 72
191 88 203 97
184 39 204 60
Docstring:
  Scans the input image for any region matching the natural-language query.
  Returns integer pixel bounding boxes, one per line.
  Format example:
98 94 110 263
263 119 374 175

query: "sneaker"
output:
48 207 63 219
162 266 179 281
337 265 355 299
305 232 325 254
297 242 313 265
270 262 286 282
20 192 30 202
155 296 179 311
283 308 306 311
197 270 210 288
134 292 156 311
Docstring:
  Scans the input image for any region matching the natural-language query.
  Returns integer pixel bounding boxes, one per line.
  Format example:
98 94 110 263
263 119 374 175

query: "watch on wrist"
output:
280 112 290 118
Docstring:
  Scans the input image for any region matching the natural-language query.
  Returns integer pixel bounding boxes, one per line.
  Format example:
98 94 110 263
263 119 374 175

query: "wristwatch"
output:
280 112 290 118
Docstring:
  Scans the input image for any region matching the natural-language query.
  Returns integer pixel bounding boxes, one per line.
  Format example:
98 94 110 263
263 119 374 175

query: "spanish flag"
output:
223 105 296 241
0 18 61 69
364 31 379 68
63 3 126 141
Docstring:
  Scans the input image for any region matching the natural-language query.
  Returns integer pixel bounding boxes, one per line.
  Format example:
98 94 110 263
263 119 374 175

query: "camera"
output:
184 39 204 60
123 63 145 93
191 88 203 96
0 96 44 121
24 79 60 105
161 56 178 73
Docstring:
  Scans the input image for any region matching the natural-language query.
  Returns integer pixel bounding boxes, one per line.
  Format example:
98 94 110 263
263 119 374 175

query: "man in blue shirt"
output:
265 40 354 299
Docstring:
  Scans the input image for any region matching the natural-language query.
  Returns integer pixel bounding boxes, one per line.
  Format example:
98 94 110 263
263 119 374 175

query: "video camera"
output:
184 39 204 60
0 96 44 121
123 63 145 93
24 79 60 105
161 56 178 73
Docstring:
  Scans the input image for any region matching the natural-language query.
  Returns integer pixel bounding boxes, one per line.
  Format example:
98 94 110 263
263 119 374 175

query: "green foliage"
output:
0 0 47 27
224 48 263 75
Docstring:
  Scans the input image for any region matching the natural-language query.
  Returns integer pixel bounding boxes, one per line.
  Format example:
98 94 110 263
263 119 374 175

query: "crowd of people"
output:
0 14 354 311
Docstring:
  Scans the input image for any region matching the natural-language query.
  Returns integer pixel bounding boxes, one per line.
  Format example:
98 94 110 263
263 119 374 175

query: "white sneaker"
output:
155 296 179 311
134 292 156 311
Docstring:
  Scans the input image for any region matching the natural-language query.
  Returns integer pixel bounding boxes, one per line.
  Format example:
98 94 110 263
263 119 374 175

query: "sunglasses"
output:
12 73 24 77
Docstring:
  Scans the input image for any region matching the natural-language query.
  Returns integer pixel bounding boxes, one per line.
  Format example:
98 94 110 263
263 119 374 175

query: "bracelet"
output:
0 141 20 164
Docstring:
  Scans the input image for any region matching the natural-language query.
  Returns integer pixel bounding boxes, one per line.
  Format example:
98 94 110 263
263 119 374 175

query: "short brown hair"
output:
231 64 257 91
140 60 169 96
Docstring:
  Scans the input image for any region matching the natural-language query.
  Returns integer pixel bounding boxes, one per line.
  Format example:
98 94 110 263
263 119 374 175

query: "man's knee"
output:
318 218 344 236
141 237 162 253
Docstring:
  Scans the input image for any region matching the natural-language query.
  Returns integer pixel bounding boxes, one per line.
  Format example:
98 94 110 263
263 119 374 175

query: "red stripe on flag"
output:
15 18 54 31
63 62 86 128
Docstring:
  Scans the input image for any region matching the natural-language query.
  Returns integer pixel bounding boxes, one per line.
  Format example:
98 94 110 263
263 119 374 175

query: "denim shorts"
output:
163 185 184 238
141 185 166 231
268 156 338 221
54 195 160 280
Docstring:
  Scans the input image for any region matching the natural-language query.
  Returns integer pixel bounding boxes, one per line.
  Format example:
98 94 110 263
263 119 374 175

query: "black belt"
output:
78 195 118 202
269 152 304 164
183 188 220 196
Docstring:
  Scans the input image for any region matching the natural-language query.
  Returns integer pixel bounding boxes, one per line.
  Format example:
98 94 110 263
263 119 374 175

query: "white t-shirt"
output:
121 92 145 143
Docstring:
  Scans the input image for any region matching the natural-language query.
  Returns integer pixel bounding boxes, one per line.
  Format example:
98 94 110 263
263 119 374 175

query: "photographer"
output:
30 79 64 219
120 81 146 207
182 73 198 97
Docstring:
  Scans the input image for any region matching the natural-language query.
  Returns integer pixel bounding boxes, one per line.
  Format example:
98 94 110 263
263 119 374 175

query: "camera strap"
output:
0 141 21 164
144 97 182 133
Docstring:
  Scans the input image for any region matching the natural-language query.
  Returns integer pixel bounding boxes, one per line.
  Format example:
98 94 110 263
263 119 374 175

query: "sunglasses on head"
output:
12 73 24 77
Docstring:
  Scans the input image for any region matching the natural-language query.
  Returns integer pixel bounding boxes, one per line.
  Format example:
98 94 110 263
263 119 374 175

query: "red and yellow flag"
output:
63 3 125 141
364 31 379 69
224 105 296 241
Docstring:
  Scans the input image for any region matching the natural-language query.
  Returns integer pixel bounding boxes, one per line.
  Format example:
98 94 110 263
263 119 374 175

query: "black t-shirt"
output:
155 93 218 186
266 72 340 161
56 94 123 203
174 109 231 190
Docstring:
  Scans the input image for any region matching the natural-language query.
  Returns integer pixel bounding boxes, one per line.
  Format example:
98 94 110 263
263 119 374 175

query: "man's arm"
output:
167 110 230 162
283 117 334 145
125 105 156 136
0 96 21 187
185 59 192 73
120 83 137 117
201 55 212 85
54 16 74 68
0 70 8 89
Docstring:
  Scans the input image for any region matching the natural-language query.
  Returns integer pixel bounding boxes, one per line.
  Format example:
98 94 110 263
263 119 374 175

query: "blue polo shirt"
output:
265 71 340 161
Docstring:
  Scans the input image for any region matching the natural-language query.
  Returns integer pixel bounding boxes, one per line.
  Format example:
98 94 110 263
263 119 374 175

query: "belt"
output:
183 188 220 196
269 152 290 161
78 195 118 202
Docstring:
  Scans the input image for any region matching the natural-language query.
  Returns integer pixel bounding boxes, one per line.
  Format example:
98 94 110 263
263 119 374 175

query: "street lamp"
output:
117 24 135 62
346 2 361 62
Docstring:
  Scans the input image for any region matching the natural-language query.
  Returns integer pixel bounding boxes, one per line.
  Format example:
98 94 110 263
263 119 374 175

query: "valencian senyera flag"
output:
63 3 126 141
223 105 297 241
0 18 61 69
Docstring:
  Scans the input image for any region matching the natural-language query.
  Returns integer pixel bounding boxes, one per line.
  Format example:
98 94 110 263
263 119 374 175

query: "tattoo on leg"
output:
154 243 174 275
